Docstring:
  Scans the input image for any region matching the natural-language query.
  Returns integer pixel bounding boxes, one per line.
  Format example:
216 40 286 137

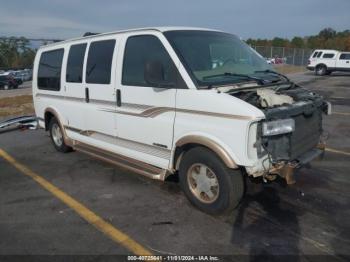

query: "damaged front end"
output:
225 82 331 184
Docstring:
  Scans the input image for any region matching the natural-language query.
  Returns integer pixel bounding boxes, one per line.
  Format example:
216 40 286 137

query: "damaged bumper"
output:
269 146 324 184
246 97 329 184
246 144 325 184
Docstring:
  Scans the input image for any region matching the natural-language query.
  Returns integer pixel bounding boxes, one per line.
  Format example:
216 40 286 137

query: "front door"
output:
115 34 178 168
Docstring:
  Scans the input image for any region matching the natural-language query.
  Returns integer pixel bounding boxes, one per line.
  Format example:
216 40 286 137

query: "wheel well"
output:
44 111 54 131
173 143 233 171
316 63 327 69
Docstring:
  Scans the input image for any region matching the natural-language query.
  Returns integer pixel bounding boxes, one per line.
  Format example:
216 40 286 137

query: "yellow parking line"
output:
333 112 350 116
326 147 350 156
0 148 152 256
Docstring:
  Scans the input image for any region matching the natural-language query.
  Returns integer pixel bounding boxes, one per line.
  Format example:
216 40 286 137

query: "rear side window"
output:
339 53 350 60
66 43 87 83
86 40 115 84
122 35 175 87
317 52 323 58
312 52 319 58
38 49 64 91
323 53 335 59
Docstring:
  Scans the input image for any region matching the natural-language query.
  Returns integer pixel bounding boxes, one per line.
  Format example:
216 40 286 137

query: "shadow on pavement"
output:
231 184 300 261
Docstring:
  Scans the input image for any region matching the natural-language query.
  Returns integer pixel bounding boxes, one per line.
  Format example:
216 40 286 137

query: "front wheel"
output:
179 147 244 215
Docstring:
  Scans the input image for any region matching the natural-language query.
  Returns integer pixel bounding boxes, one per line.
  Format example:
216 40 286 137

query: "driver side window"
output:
122 35 175 87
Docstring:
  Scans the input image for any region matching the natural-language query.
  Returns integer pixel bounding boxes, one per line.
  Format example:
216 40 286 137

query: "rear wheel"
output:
315 65 327 76
49 117 72 153
179 146 244 215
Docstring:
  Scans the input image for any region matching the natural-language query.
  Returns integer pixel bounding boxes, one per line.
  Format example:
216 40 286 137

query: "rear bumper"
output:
306 66 315 71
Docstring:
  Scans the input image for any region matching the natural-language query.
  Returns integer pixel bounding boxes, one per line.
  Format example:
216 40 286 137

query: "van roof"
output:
313 49 339 53
40 26 222 49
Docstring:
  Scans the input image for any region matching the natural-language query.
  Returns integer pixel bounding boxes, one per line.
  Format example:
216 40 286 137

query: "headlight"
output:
262 118 295 136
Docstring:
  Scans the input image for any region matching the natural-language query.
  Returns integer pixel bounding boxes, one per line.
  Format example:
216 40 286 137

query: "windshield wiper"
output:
203 72 265 85
254 69 290 82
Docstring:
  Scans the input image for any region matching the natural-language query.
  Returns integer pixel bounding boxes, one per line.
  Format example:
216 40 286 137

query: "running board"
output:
73 142 167 180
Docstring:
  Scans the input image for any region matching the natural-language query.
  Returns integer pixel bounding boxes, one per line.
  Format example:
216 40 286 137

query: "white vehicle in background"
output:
33 27 330 214
307 49 350 75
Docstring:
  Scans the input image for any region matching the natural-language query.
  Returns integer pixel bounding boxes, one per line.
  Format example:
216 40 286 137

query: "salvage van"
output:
33 27 330 214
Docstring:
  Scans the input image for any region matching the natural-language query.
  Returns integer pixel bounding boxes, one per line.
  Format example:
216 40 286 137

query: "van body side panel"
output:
173 89 265 167
33 46 68 129
60 42 88 134
83 37 118 140
113 32 178 169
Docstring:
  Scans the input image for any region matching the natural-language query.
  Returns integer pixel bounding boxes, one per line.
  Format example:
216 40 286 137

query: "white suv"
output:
33 27 329 214
307 49 350 75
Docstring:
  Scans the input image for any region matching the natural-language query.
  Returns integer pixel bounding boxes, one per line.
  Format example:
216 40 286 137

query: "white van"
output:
33 27 330 214
307 49 350 75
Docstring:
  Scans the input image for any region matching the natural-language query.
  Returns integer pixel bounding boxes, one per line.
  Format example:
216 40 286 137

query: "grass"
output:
273 64 308 75
0 95 34 118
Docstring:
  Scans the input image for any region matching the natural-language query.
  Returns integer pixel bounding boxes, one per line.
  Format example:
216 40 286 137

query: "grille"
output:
265 110 322 162
290 111 322 159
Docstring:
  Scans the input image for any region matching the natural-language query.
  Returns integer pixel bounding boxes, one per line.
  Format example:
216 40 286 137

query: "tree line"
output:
1 27 349 70
0 37 36 70
246 28 350 51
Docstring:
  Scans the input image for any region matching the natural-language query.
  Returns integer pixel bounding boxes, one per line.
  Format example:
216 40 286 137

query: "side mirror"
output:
144 60 175 88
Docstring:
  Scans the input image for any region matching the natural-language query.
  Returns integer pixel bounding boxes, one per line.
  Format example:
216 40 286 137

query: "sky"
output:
1 0 349 40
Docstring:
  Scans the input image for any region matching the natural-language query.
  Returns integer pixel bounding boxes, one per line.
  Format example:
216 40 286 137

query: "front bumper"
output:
269 146 324 184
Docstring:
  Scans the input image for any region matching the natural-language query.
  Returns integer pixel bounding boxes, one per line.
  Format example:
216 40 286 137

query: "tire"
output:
315 65 327 76
49 117 72 153
179 146 244 215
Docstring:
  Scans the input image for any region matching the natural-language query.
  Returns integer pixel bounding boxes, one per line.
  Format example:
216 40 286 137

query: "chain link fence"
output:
252 46 313 66
1 40 314 70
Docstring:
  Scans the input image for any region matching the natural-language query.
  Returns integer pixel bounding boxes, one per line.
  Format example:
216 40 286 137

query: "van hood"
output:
217 82 329 119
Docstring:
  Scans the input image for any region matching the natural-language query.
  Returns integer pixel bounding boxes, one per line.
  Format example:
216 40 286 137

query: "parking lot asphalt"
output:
0 81 32 98
0 73 349 260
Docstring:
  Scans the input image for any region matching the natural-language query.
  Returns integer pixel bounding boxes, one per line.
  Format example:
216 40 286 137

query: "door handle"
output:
116 89 121 107
85 87 89 103
346 61 349 63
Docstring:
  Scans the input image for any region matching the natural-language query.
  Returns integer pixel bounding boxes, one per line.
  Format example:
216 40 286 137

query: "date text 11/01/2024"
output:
127 255 220 261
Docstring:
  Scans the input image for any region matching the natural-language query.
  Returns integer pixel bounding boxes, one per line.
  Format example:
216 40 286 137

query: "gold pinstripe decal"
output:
36 93 253 120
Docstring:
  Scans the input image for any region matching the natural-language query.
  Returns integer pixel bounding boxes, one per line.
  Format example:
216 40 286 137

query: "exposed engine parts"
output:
256 88 294 108
223 83 329 184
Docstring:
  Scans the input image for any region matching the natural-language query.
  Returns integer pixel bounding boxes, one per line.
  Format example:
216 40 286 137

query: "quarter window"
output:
323 53 335 59
122 35 175 87
317 52 323 58
86 40 115 84
339 53 350 60
312 52 319 58
66 43 87 83
38 49 64 91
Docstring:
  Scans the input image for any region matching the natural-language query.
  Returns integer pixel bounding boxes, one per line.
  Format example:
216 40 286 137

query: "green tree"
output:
0 36 35 69
319 28 336 40
291 37 304 48
271 37 289 47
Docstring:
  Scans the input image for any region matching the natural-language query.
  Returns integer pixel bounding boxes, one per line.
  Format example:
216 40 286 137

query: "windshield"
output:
164 30 272 87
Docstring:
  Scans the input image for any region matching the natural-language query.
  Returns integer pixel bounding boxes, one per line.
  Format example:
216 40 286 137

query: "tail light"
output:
307 59 311 65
